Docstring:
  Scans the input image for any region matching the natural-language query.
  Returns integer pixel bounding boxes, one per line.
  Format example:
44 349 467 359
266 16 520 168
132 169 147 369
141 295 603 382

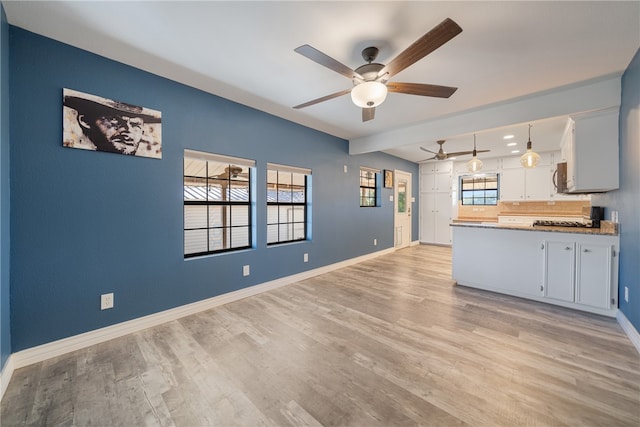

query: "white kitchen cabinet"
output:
576 244 612 309
434 172 451 192
499 168 525 200
420 162 453 245
420 163 452 192
500 153 554 201
525 166 552 200
420 192 452 245
452 225 619 317
542 239 615 311
560 108 619 193
422 161 453 174
543 241 575 302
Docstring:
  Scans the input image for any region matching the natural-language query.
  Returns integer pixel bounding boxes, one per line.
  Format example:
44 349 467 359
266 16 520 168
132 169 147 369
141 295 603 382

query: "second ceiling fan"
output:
293 18 463 122
420 140 490 161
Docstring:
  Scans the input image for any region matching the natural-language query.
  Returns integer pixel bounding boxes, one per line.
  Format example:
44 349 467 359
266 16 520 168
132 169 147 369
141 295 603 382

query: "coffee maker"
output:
590 206 604 228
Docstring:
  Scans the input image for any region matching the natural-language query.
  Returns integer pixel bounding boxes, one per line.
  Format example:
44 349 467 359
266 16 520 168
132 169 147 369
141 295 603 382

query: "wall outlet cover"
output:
243 265 250 276
101 293 114 310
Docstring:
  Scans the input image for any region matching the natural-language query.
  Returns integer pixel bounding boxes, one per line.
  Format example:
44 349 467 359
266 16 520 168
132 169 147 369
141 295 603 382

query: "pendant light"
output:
467 134 483 172
520 124 540 168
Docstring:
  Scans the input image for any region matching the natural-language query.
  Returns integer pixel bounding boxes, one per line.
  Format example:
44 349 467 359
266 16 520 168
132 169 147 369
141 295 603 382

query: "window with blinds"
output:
267 163 310 245
183 150 254 257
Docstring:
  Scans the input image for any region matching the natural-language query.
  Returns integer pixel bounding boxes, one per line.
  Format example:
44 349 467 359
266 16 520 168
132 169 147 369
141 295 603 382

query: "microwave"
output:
554 162 568 193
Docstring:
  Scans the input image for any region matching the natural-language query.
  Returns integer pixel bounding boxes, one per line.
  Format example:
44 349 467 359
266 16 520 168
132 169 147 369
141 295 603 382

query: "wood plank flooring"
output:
2 245 639 426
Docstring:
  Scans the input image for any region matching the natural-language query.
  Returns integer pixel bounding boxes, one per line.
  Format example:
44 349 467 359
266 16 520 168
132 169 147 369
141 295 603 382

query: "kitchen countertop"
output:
450 221 618 236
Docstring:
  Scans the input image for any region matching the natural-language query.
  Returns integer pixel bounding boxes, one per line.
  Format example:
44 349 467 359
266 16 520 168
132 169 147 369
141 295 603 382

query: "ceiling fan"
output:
420 140 490 161
213 165 249 180
293 18 463 122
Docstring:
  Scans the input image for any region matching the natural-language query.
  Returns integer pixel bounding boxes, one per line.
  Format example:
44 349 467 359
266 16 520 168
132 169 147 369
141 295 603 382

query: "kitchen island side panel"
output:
452 226 543 297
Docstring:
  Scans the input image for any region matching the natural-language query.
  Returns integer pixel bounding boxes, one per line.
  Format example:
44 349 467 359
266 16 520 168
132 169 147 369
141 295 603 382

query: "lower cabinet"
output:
576 244 612 309
543 241 575 302
452 225 619 317
543 240 613 310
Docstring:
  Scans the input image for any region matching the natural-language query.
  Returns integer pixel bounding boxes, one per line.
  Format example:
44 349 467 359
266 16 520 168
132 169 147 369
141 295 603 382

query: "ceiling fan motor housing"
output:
361 46 379 63
354 62 386 83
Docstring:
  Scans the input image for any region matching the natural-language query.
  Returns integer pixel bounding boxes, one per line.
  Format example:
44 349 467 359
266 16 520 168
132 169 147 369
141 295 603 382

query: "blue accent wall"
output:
593 48 640 331
8 27 419 351
1 4 11 371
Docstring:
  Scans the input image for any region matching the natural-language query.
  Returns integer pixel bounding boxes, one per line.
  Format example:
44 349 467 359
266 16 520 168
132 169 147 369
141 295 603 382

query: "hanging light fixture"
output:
520 124 540 168
350 81 388 108
467 134 483 172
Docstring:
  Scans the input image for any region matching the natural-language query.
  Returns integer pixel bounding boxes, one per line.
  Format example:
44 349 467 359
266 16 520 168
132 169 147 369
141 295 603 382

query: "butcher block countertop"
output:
450 220 618 236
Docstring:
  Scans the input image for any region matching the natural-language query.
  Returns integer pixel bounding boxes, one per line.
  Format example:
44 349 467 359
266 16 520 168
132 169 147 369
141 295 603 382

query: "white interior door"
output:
394 170 412 248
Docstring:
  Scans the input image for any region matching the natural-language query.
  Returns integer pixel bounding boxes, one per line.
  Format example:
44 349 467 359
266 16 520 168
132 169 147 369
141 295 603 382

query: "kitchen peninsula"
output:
451 222 619 317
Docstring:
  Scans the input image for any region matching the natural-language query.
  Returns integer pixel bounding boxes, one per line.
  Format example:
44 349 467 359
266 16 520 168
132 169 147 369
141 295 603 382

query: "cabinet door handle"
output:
565 246 572 250
583 249 590 253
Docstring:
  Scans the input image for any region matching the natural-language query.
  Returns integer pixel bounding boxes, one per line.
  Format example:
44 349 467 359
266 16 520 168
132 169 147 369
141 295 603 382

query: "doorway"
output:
394 170 412 248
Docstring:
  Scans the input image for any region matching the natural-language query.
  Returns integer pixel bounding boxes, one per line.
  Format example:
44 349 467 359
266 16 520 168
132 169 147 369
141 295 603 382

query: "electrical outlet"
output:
101 293 114 310
625 286 629 303
303 253 309 263
373 239 377 246
343 165 348 173
243 265 250 276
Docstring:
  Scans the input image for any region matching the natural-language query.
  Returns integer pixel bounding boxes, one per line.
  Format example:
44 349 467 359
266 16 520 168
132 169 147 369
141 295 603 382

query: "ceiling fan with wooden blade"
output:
212 165 249 180
420 140 490 161
293 17 462 122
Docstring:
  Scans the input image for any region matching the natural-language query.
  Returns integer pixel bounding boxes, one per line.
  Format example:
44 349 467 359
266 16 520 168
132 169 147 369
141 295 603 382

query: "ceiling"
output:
3 1 639 163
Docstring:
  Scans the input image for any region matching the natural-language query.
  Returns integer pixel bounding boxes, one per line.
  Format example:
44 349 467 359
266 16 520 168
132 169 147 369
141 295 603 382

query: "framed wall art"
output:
384 169 394 188
63 88 162 159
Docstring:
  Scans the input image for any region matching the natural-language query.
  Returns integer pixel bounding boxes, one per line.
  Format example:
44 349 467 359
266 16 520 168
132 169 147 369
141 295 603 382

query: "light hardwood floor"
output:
2 245 639 426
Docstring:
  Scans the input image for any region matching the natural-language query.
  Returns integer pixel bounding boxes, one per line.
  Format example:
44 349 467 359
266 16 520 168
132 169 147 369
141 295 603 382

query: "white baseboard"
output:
6 248 395 380
0 354 14 401
617 310 640 354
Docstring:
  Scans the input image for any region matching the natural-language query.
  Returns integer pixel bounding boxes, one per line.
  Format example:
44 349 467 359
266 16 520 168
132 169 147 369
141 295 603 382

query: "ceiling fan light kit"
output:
293 17 463 122
351 81 388 108
520 124 540 168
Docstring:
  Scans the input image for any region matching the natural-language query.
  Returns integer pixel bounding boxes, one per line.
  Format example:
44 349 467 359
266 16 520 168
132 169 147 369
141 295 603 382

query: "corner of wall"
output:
0 1 12 375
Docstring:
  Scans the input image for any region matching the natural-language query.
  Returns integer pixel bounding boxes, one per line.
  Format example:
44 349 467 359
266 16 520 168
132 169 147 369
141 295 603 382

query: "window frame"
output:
359 167 379 207
183 150 255 258
460 173 499 206
266 163 311 246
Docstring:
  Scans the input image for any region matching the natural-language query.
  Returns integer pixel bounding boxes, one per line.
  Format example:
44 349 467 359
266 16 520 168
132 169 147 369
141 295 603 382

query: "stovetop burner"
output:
532 220 589 228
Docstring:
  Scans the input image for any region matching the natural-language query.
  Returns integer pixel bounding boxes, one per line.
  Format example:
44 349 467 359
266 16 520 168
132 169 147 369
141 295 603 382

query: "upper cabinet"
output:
499 152 554 201
560 108 619 193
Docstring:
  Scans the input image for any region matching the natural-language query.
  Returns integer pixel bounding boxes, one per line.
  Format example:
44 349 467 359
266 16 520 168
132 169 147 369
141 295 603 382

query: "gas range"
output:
532 219 592 228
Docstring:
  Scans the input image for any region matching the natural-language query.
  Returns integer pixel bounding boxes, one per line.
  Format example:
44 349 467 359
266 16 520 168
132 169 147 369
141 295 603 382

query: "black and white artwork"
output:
63 88 162 159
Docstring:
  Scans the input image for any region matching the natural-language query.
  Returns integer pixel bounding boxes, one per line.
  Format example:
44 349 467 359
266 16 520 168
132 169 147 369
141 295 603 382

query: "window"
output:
267 163 310 245
460 174 499 205
360 167 379 207
184 150 254 257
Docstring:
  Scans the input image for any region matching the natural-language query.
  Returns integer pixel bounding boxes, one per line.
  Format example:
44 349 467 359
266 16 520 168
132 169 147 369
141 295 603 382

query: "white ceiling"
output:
3 1 639 162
